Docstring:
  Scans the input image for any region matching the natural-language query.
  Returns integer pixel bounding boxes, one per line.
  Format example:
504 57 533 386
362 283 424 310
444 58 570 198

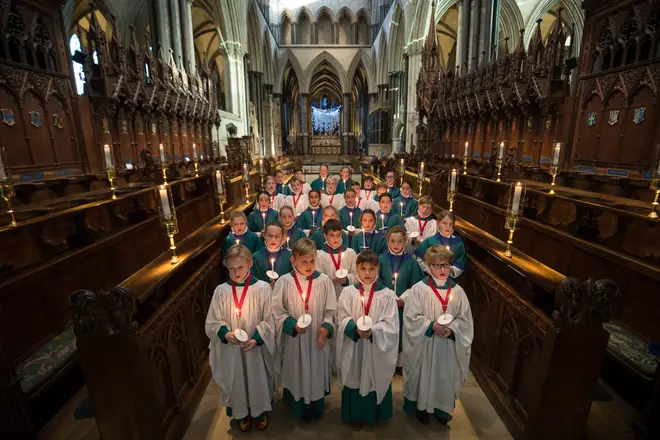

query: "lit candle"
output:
235 307 240 318
271 257 275 272
450 169 457 192
380 214 385 229
312 210 316 227
192 143 198 161
103 144 113 168
419 162 425 180
286 237 290 249
511 182 522 214
362 229 366 248
394 272 398 296
553 143 561 166
243 163 249 182
464 141 469 157
498 142 505 160
400 158 404 169
236 239 240 246
159 185 171 218
657 159 660 174
349 211 353 226
159 143 166 163
302 292 307 311
262 212 266 231
215 171 224 194
446 245 451 251
259 158 264 174
400 202 404 215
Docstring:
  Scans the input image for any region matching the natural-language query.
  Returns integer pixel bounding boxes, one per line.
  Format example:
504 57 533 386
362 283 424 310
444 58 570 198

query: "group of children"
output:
206 166 473 432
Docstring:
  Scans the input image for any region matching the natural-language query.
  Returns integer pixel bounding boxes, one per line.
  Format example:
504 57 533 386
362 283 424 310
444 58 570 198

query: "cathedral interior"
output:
1 0 660 439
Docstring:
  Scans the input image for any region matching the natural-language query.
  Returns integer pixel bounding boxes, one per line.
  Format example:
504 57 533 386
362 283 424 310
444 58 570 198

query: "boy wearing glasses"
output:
402 245 473 426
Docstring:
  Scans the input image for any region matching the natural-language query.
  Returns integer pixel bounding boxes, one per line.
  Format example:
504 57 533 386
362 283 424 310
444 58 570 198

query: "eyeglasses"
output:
429 263 451 269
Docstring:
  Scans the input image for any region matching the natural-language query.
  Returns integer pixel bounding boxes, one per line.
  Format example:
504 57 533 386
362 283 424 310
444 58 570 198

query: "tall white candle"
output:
159 186 171 218
464 141 469 157
498 142 505 160
259 158 264 174
103 144 113 168
215 171 224 194
286 237 290 249
400 202 404 215
159 144 166 163
0 150 5 180
657 159 660 174
271 258 275 272
511 182 522 214
262 212 266 231
394 273 398 296
553 144 561 166
349 211 353 226
450 169 457 192
192 143 198 161
419 162 425 180
243 163 249 181
362 229 366 248
380 214 385 229
312 210 316 226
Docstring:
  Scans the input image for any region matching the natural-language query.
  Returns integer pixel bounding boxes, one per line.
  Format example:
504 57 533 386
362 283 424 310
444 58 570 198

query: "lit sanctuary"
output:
1 1 659 439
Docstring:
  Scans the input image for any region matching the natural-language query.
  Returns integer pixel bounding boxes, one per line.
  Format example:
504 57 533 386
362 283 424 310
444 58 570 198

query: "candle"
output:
235 307 240 318
450 169 457 192
419 162 425 180
259 158 264 174
271 258 275 272
498 142 505 160
362 229 366 248
215 171 224 194
312 210 316 226
262 212 266 231
302 292 307 311
553 143 561 166
400 202 404 215
159 143 166 163
380 214 385 229
400 158 404 170
103 144 113 168
464 141 469 157
243 163 249 181
394 273 398 296
159 186 171 218
349 211 353 226
236 239 240 246
446 245 451 251
511 182 522 214
286 237 290 249
657 159 660 174
192 143 198 161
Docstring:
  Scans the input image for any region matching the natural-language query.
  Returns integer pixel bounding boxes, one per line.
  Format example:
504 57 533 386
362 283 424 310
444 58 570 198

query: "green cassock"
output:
310 177 327 192
297 207 323 230
378 251 425 349
392 195 418 218
336 178 353 194
284 226 306 249
413 233 467 277
221 231 263 255
375 211 405 231
247 208 279 233
350 231 387 256
251 247 293 282
310 228 349 250
339 206 362 229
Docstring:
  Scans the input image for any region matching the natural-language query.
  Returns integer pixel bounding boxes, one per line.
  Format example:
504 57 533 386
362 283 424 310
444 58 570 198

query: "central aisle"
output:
183 373 512 439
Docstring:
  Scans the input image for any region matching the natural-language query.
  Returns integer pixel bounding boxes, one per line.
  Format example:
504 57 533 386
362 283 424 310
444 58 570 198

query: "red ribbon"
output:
428 276 452 313
231 274 252 317
365 190 371 200
327 245 342 270
359 283 377 316
292 192 303 208
329 194 335 205
293 271 313 312
418 216 430 235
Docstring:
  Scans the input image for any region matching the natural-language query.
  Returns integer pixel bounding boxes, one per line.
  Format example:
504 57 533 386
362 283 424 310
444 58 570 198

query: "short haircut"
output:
379 193 393 202
351 181 361 187
386 170 395 176
360 208 376 222
230 211 247 222
294 168 303 174
280 205 294 215
401 180 412 188
387 225 406 240
276 171 283 175
425 244 453 264
344 188 356 196
364 176 374 183
308 189 321 198
341 166 350 173
323 205 339 217
224 244 252 265
323 219 343 234
257 190 270 200
376 181 388 190
292 238 317 257
326 175 338 184
319 164 329 170
357 250 379 267
419 196 434 206
290 177 301 185
266 176 275 182
265 221 284 235
437 209 455 223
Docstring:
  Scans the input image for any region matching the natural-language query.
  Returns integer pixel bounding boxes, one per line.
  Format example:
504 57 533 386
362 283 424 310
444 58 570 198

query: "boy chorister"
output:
285 178 309 217
310 205 349 250
337 166 353 194
280 206 306 249
339 188 362 231
272 239 337 421
247 191 279 233
351 209 387 255
251 222 293 284
404 196 437 245
392 182 418 219
413 209 467 279
375 193 405 232
265 176 286 210
315 219 358 299
222 212 263 255
385 171 400 199
403 245 473 426
359 176 377 204
336 251 398 431
206 245 275 432
321 176 345 210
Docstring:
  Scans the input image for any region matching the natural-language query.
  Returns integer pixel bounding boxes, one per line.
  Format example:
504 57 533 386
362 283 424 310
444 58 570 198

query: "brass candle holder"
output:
496 141 505 182
504 182 526 258
447 169 459 212
418 162 425 196
103 144 118 199
243 162 251 203
107 168 117 200
192 143 199 177
462 141 469 175
215 170 226 224
549 165 559 195
0 181 17 227
649 172 659 219
157 184 179 264
399 158 405 186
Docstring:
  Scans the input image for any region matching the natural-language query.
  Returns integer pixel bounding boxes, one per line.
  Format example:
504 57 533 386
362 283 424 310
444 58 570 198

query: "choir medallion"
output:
608 110 619 126
2 108 15 126
633 107 646 125
29 111 41 127
587 112 597 127
53 114 63 129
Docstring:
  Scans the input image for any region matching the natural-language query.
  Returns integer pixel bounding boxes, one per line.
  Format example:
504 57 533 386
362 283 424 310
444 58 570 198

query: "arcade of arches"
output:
2 1 660 440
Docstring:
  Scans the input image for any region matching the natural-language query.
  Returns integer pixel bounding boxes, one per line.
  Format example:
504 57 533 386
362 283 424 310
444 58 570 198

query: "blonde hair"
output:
425 244 453 265
322 204 339 217
224 244 252 265
437 209 455 223
292 238 317 258
419 196 434 206
230 211 247 223
327 175 339 184
387 225 406 240
266 176 275 183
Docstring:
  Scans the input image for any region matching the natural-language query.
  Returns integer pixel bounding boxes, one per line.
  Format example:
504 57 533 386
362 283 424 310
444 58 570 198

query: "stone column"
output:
300 93 310 154
342 93 352 154
169 0 183 65
181 0 195 75
334 22 339 44
468 0 479 71
155 0 171 56
479 0 493 65
405 47 423 152
312 22 318 44
273 92 282 156
456 0 466 72
225 48 248 135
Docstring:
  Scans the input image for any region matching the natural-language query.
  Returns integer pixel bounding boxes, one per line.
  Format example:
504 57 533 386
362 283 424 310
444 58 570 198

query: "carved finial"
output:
68 287 138 336
553 278 619 325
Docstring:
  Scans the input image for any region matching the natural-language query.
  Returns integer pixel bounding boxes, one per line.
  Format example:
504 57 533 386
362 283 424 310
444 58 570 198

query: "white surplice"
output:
315 247 358 299
402 278 473 414
321 193 345 210
271 193 286 211
404 215 437 255
205 279 276 420
272 271 337 404
359 189 377 203
284 192 309 216
288 182 312 195
336 284 399 403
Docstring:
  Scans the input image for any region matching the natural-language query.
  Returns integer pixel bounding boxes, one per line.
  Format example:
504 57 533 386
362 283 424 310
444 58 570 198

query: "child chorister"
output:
392 182 418 219
321 176 345 210
205 245 275 432
222 212 263 254
413 209 467 278
375 193 405 232
310 205 349 250
351 209 387 255
339 188 362 231
359 177 377 204
251 222 293 283
248 191 279 233
280 206 306 249
285 178 309 216
266 176 286 210
272 239 337 422
403 245 473 426
297 190 323 231
315 219 358 299
378 226 425 374
336 251 399 431
404 196 437 247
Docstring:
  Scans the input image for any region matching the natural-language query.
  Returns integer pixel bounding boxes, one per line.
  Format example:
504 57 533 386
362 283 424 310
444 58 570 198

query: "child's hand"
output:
295 323 307 334
357 328 372 339
317 326 329 348
225 331 240 345
243 339 257 352
396 297 404 308
432 323 445 336
334 276 347 285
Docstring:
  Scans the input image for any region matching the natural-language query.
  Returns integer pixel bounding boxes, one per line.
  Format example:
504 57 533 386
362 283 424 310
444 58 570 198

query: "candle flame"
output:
236 240 239 245
235 307 239 316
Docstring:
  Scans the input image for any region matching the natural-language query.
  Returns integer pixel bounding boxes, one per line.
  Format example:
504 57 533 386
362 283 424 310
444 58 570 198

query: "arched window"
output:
281 15 292 45
298 12 311 44
69 34 86 95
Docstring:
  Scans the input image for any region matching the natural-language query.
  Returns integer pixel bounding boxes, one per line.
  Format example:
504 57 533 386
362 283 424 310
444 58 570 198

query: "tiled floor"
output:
40 372 639 440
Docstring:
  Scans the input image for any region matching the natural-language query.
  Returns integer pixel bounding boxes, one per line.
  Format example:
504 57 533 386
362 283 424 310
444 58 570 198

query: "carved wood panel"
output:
598 91 626 162
623 86 655 165
22 92 51 166
575 96 602 161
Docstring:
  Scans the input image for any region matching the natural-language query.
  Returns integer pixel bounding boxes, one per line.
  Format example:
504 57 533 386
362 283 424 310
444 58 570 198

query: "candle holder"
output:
418 162 425 196
102 144 118 200
0 181 17 227
156 184 179 264
214 170 226 224
258 158 265 189
462 156 469 175
447 169 459 212
399 158 405 186
496 141 506 182
243 163 250 203
503 182 527 258
549 165 559 195
549 142 562 195
496 158 503 183
649 171 659 219
107 167 118 200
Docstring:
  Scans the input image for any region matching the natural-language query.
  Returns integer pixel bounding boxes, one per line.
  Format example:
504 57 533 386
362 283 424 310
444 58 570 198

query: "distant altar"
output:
310 135 341 155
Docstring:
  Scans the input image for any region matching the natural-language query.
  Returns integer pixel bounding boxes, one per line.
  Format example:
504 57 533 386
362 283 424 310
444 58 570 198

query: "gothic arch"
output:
280 9 295 23
296 7 316 23
347 49 376 95
302 51 348 94
337 6 356 24
263 31 276 85
388 1 406 74
499 0 525 53
275 49 305 94
315 6 336 23
524 0 584 54
247 3 264 73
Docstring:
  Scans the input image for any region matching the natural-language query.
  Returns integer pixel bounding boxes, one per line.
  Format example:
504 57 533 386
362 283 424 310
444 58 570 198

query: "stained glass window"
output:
69 34 85 95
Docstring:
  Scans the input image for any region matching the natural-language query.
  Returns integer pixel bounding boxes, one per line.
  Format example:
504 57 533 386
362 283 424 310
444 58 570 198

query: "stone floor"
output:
40 372 639 440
